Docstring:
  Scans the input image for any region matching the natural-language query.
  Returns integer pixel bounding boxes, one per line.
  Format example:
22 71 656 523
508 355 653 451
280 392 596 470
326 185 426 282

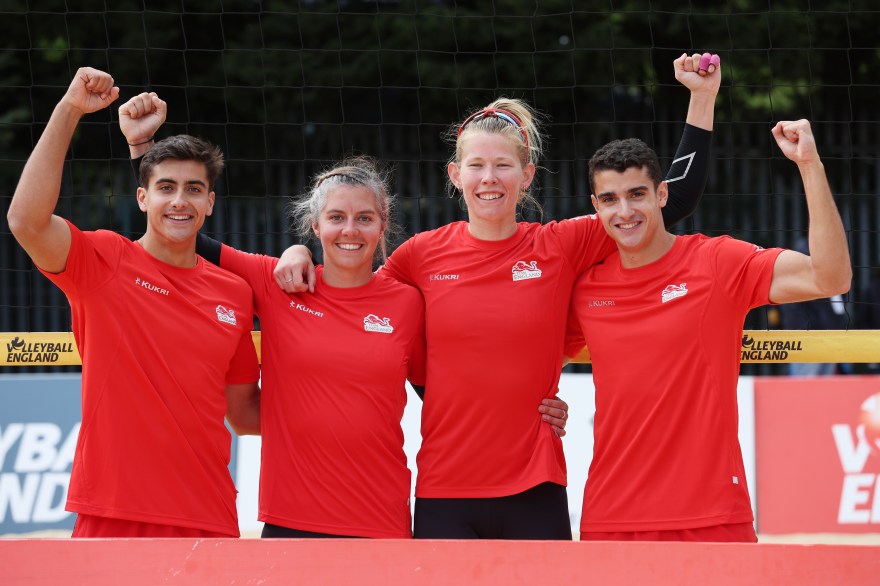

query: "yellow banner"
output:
0 332 264 367
1 330 878 367
570 330 880 364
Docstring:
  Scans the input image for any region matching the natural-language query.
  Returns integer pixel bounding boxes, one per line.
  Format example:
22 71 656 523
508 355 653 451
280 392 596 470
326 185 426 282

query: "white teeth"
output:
167 215 190 221
477 193 503 200
618 221 639 229
337 243 362 250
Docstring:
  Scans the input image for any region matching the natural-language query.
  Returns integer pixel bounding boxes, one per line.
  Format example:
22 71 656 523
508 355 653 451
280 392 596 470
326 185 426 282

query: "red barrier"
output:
2 539 878 586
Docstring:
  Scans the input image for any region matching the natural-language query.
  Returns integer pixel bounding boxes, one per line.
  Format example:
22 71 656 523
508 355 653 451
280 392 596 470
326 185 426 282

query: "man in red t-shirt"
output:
7 68 260 537
567 120 850 542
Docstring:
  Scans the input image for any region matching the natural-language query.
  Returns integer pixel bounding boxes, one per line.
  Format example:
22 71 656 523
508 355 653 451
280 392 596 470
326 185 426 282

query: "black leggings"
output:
413 482 572 540
261 523 362 539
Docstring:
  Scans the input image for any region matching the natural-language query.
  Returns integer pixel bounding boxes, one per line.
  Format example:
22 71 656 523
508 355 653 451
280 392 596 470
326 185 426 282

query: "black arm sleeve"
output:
133 154 223 265
196 232 223 266
660 124 712 228
411 384 425 401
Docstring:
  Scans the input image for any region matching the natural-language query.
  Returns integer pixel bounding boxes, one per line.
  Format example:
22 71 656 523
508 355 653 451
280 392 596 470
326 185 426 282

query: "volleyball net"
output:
2 330 880 367
1 2 879 375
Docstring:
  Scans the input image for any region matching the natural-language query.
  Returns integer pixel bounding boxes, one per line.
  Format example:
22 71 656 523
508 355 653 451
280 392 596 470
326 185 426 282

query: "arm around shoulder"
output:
274 245 315 293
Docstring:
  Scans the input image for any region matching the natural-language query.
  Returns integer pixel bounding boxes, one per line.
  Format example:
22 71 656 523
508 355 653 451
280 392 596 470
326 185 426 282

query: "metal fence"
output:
1 116 877 374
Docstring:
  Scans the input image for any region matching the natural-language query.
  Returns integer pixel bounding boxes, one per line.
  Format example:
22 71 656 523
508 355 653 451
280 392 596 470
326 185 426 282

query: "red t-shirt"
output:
220 245 426 538
41 223 259 536
382 219 615 498
569 234 783 532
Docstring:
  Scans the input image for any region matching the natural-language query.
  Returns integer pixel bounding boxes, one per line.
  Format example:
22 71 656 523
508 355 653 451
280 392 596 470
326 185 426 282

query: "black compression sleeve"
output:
196 232 223 266
661 124 712 228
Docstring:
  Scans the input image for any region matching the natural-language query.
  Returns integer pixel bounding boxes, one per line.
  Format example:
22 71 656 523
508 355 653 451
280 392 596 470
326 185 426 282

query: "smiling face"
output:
448 131 535 240
313 184 385 287
591 165 673 267
137 158 215 249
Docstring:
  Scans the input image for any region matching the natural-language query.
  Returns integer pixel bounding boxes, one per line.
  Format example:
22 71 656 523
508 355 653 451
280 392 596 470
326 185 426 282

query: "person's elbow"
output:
7 205 31 242
829 272 852 297
818 265 852 298
7 201 51 247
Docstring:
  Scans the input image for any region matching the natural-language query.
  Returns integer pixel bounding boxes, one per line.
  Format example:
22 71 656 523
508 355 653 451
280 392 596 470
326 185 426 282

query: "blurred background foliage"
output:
2 0 875 160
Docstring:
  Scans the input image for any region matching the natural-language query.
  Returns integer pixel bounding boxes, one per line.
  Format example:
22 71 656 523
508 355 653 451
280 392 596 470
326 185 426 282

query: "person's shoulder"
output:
696 234 783 271
374 271 422 299
392 222 466 259
678 232 714 248
546 214 600 226
218 244 276 271
674 233 737 262
372 274 424 323
540 214 603 236
86 228 130 244
46 227 128 280
577 252 618 281
201 259 253 291
73 228 134 258
701 233 767 253
412 221 466 241
554 213 600 224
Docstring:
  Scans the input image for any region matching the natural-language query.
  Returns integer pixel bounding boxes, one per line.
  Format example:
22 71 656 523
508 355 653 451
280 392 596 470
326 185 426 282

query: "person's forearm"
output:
279 244 313 265
661 124 711 227
685 90 716 131
801 160 851 295
127 138 155 159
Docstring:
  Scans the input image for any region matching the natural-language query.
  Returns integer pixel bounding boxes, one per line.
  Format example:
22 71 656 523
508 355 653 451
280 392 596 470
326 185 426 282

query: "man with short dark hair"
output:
7 68 261 537
567 120 851 542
